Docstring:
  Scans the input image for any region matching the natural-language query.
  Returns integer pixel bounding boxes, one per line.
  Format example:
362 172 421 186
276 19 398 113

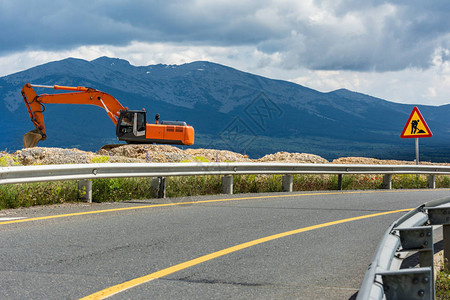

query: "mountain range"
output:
1 56 450 161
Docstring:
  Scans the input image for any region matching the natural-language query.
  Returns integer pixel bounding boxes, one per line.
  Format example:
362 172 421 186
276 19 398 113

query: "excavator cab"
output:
116 110 147 143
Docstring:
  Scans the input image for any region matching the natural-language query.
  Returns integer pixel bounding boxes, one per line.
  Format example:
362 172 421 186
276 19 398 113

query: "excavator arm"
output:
22 83 126 147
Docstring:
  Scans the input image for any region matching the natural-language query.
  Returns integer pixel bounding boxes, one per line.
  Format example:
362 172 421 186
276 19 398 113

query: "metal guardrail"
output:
357 196 450 300
2 162 450 185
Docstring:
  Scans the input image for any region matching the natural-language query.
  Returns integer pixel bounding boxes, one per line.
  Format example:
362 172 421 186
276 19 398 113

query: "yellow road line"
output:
0 190 364 225
80 207 412 299
0 189 439 226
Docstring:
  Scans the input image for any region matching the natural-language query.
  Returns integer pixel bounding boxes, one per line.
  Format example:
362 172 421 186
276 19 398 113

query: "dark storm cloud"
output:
0 0 277 51
1 0 449 72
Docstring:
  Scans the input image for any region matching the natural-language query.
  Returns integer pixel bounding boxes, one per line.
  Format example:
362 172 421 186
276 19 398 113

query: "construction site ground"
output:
1 144 448 166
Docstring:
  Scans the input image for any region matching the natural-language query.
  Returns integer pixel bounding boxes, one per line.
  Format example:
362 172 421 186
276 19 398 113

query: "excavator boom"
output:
21 83 194 148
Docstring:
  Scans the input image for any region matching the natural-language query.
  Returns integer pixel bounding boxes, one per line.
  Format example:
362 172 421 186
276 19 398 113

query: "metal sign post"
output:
415 138 419 165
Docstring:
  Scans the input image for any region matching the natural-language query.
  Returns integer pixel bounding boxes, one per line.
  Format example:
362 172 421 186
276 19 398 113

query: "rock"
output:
14 147 95 165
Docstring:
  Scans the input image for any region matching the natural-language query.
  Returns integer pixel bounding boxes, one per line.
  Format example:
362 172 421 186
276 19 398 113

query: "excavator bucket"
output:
23 129 43 148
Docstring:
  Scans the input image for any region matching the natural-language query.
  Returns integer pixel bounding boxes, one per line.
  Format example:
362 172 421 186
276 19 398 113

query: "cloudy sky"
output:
1 0 449 106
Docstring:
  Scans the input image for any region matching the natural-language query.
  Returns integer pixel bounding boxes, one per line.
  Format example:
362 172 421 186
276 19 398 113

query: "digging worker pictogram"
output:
411 119 419 134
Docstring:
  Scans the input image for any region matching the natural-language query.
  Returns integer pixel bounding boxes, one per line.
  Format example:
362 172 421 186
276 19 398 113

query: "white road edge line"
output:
0 217 26 221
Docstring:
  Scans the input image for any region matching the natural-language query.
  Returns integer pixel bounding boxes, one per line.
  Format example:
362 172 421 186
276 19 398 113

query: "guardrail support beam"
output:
222 175 233 194
337 174 343 190
77 180 92 203
383 174 392 189
151 177 166 198
427 175 436 189
282 174 293 192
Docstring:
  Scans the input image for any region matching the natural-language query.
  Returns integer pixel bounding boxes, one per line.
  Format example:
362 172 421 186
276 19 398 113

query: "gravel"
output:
2 145 447 166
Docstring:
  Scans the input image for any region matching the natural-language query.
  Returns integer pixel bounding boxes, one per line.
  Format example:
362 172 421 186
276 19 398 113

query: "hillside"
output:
1 57 450 161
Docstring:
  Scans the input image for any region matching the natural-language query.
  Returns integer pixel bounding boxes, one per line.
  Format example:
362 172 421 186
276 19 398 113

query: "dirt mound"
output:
8 145 445 166
331 157 448 165
184 148 251 162
12 147 143 165
6 145 330 165
257 152 328 164
98 144 190 162
14 147 95 165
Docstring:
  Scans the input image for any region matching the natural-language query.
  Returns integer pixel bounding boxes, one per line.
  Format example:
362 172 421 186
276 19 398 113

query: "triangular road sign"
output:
400 107 432 138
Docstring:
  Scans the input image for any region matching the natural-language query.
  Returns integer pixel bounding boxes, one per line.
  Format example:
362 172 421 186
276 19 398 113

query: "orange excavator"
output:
21 83 195 148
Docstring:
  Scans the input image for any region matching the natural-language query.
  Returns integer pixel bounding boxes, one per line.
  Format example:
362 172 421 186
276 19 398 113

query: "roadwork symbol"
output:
400 107 432 138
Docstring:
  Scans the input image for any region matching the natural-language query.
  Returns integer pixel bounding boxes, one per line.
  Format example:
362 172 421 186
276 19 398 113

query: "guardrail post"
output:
222 175 233 194
77 180 92 203
427 175 436 189
427 207 450 269
151 177 166 198
282 174 293 192
337 174 343 190
383 174 392 189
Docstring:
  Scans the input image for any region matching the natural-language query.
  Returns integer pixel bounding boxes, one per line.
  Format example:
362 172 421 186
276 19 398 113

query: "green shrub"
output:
392 174 427 189
180 156 210 163
343 175 384 190
437 176 450 188
91 156 110 163
293 174 333 191
233 174 282 193
0 181 78 209
0 155 20 167
436 261 450 299
92 177 154 202
166 176 221 197
193 156 209 162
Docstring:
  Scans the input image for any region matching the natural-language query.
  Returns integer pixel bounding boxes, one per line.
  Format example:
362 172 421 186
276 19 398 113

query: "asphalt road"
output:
1 189 449 299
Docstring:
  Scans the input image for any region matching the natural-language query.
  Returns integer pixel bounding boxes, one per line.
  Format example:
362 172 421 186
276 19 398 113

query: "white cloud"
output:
289 55 450 106
1 40 450 106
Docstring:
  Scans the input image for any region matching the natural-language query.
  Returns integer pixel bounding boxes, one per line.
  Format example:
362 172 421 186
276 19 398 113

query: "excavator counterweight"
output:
21 83 194 148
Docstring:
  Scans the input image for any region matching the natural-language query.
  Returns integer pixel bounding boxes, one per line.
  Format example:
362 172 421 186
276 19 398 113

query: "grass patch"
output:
166 175 221 197
0 181 79 209
0 155 20 167
436 261 450 299
2 174 450 210
0 178 157 209
234 174 282 193
91 156 110 163
92 178 155 202
392 174 428 189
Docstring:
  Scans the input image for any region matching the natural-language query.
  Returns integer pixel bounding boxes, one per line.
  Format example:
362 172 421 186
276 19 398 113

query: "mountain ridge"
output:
1 56 450 161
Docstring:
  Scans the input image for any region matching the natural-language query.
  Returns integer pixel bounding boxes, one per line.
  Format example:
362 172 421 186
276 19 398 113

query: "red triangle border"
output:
400 106 433 138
